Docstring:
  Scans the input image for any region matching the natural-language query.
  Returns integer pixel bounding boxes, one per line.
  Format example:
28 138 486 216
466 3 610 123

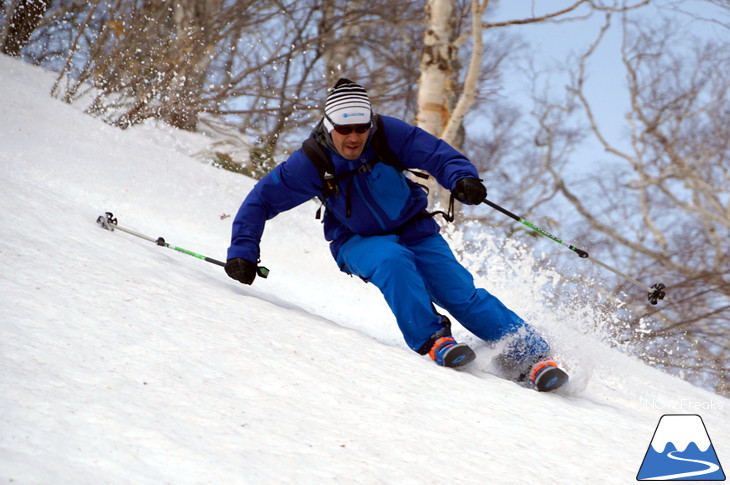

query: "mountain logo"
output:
637 414 726 481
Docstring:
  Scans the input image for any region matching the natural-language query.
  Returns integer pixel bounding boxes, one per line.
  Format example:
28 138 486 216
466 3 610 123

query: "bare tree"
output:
536 14 730 395
0 0 51 56
415 0 650 211
218 0 426 177
46 0 255 131
23 0 426 177
310 0 425 118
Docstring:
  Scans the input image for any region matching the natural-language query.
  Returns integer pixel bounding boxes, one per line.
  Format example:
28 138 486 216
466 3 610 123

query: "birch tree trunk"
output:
441 0 487 145
416 0 454 138
416 0 487 210
416 0 457 208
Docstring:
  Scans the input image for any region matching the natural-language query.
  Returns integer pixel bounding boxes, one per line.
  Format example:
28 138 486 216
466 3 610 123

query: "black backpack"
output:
300 114 442 219
301 114 427 195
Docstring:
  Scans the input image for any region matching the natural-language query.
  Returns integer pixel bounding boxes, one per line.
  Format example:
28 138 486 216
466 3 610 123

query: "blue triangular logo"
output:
637 414 726 481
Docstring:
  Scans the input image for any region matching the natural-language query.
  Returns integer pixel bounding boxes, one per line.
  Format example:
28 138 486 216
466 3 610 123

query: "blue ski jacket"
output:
227 114 479 264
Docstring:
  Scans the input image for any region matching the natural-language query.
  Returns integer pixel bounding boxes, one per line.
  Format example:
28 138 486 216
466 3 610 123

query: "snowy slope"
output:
1 55 728 485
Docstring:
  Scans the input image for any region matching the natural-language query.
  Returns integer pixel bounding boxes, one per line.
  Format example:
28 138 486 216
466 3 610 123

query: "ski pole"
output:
481 199 665 305
95 212 269 278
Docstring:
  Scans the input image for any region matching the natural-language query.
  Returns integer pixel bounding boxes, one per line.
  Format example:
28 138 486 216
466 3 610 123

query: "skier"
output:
225 78 568 391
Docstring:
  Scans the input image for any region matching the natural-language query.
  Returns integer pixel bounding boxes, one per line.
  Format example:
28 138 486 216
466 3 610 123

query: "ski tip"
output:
534 366 569 392
442 344 476 369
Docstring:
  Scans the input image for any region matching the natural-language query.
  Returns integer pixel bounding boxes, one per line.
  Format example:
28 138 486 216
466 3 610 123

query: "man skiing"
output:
225 78 568 391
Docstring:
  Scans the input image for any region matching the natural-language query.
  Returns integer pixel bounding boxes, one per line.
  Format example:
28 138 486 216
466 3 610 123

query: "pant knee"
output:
337 236 414 281
369 244 416 281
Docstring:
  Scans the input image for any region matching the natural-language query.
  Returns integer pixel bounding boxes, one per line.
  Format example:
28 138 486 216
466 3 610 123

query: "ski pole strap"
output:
424 193 456 223
481 199 588 258
256 265 270 278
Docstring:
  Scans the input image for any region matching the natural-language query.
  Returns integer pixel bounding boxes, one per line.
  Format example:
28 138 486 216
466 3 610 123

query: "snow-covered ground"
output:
1 55 728 484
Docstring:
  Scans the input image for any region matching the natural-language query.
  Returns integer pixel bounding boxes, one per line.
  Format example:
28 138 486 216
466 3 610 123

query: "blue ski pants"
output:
336 232 550 365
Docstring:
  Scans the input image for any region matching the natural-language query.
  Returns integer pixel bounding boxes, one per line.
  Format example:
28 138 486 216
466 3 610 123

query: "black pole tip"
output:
648 283 666 305
574 248 589 258
96 212 117 231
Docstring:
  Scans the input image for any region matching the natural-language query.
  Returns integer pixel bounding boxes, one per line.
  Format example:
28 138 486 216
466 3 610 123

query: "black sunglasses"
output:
333 123 371 135
325 112 371 135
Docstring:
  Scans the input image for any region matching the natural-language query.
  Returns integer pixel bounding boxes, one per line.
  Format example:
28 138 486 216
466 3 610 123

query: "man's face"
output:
330 124 370 160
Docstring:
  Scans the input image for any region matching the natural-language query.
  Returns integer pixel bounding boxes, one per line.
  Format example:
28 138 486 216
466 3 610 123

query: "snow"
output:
650 415 712 453
1 54 728 484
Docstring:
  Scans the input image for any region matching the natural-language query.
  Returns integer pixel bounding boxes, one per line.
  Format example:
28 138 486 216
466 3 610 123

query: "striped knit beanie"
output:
323 78 372 132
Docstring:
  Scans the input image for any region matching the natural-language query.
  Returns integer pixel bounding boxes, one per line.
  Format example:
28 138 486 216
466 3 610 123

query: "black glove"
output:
225 258 258 285
452 177 487 205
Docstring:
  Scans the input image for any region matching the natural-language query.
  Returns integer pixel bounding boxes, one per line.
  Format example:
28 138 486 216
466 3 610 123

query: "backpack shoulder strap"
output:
370 114 404 171
301 134 337 198
372 114 430 181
